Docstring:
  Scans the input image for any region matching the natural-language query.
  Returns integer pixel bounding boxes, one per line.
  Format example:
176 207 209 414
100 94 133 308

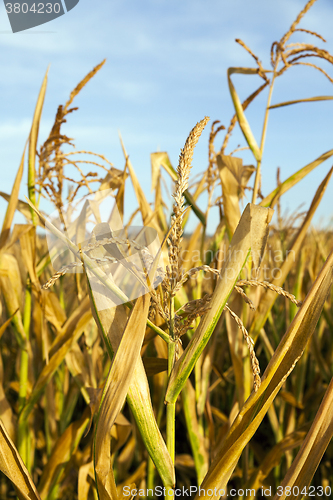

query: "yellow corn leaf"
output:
38 408 90 499
272 374 333 500
88 297 175 489
246 423 311 495
0 309 18 341
0 253 26 348
28 67 49 224
111 414 132 455
151 152 177 190
19 306 92 424
193 248 333 499
114 166 127 222
78 460 94 500
182 222 202 272
19 225 39 289
260 151 333 209
227 68 262 162
48 296 90 355
269 95 333 109
225 295 246 404
216 154 242 236
0 193 36 224
0 419 41 500
165 203 274 404
0 353 16 441
99 167 126 191
65 343 92 403
250 166 333 339
0 252 22 307
117 463 146 497
8 224 35 249
0 140 28 250
120 137 162 240
151 152 163 191
43 290 67 332
154 175 168 232
0 274 26 349
94 294 150 500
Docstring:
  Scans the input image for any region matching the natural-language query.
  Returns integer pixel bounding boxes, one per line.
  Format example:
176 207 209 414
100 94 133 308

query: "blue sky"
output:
1 0 333 234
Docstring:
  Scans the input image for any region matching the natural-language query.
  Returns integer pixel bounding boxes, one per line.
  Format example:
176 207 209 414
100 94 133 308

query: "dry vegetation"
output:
0 1 333 499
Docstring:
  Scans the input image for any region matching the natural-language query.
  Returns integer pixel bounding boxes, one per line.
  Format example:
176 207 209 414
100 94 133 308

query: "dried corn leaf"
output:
272 374 333 500
194 249 333 499
116 463 146 497
0 311 18 342
269 95 333 109
19 307 92 424
120 138 162 239
0 141 27 250
94 294 150 500
0 253 26 348
166 203 274 404
111 414 132 455
0 419 41 500
99 167 126 191
0 193 37 224
154 175 168 232
114 166 127 221
19 225 39 289
251 166 333 338
87 295 175 488
0 252 22 306
28 67 48 224
65 343 92 399
38 408 90 499
260 150 333 209
227 68 262 162
247 424 310 493
217 154 242 236
0 353 16 441
43 290 67 331
8 224 36 249
78 460 94 500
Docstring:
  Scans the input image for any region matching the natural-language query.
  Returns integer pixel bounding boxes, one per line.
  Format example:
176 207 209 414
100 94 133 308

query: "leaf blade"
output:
227 68 262 162
269 95 333 109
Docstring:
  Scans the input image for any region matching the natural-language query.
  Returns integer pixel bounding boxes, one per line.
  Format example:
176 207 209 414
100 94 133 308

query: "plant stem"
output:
166 343 176 462
252 56 280 204
147 457 156 496
166 296 176 498
17 281 31 471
